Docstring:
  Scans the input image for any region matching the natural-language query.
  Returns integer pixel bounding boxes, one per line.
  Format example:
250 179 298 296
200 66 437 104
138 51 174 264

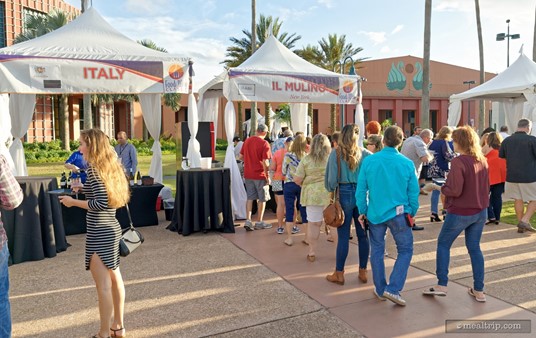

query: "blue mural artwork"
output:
386 61 406 91
386 60 432 94
412 62 423 90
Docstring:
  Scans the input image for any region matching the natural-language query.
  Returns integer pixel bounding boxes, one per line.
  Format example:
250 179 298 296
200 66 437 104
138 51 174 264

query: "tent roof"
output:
235 35 338 76
450 53 536 102
0 7 187 62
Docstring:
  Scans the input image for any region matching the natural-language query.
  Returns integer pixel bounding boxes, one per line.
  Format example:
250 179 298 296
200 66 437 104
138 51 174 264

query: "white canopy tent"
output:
197 35 365 220
448 52 536 134
0 7 191 181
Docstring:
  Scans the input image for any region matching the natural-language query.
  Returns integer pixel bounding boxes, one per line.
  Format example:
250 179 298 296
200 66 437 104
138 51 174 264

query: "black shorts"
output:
419 165 429 180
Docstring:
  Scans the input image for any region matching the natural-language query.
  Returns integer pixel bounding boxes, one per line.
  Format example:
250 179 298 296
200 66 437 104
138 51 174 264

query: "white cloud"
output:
317 0 334 8
123 0 169 15
360 31 387 45
380 46 392 53
391 25 404 35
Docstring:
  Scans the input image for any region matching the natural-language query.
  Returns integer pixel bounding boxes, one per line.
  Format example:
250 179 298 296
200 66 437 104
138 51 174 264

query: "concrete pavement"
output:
8 194 536 337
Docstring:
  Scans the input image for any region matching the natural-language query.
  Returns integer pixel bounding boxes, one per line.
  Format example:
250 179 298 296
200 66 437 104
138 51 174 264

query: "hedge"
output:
24 136 229 163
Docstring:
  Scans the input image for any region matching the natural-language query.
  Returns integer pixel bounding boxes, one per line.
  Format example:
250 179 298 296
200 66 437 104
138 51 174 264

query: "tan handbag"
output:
323 150 345 228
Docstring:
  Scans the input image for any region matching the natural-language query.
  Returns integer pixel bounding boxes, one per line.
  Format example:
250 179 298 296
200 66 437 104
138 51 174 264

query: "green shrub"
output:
24 136 179 163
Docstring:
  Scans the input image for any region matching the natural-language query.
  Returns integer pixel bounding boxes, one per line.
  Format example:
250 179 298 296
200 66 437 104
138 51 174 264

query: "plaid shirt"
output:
0 154 23 250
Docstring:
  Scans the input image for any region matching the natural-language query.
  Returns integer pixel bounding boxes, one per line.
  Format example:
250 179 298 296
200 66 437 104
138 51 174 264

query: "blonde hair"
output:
452 126 485 162
367 134 383 152
436 126 453 140
309 134 331 164
480 133 489 147
289 134 307 160
487 131 503 150
80 129 130 208
339 124 361 171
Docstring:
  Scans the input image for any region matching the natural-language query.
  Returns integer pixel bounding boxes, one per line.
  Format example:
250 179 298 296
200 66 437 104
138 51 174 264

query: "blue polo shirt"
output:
356 147 420 224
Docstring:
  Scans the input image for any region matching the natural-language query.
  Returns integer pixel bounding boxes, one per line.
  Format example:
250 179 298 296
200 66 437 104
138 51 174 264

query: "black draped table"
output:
167 168 234 236
60 184 164 235
0 176 68 264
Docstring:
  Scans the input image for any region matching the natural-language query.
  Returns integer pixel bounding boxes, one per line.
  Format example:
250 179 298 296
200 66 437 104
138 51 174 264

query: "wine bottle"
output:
136 170 142 185
129 168 135 186
66 173 71 189
60 172 67 189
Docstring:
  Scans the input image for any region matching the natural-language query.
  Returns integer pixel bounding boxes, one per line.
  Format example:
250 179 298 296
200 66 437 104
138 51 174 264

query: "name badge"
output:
396 205 404 215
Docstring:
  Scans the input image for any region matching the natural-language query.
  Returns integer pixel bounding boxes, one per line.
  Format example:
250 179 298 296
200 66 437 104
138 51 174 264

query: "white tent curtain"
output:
270 108 281 140
447 100 462 127
139 93 163 183
223 101 247 219
290 103 308 135
503 99 525 134
355 81 365 145
186 92 202 168
0 94 15 174
8 93 36 176
198 90 220 141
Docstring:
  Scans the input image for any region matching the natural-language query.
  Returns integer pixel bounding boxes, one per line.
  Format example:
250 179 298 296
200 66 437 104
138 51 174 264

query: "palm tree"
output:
224 12 301 135
421 0 432 129
15 9 75 150
222 14 301 67
296 34 365 131
475 0 485 131
13 10 72 43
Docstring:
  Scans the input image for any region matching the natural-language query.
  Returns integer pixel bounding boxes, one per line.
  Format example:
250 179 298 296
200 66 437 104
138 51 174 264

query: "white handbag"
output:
119 205 144 257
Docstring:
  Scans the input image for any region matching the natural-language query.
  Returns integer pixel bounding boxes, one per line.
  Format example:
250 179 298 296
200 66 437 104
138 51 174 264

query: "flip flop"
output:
422 287 447 296
468 288 486 302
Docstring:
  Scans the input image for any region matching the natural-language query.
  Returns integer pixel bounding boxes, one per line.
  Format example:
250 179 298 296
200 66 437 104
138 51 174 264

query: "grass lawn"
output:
27 150 227 196
498 200 536 226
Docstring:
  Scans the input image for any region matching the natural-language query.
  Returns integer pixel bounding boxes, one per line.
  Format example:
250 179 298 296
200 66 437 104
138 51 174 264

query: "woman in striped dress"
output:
60 128 130 338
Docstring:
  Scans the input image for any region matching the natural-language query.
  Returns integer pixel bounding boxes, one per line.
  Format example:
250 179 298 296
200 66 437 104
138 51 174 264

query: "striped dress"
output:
84 167 121 270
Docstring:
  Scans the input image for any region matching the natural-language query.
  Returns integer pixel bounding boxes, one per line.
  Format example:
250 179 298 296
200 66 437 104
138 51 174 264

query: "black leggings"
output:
487 183 505 220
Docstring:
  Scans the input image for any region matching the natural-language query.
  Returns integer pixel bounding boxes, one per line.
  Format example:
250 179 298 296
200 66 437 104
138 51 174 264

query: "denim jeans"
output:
369 214 413 296
431 190 440 214
0 244 11 338
336 184 369 271
487 183 504 221
436 209 486 292
283 182 307 223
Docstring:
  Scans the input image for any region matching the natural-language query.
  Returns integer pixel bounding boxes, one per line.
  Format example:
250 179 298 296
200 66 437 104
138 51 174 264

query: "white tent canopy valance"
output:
197 35 366 220
448 52 536 133
0 7 191 178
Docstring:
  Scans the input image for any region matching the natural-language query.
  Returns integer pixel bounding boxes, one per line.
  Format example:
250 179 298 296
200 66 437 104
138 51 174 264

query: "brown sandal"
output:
110 327 126 337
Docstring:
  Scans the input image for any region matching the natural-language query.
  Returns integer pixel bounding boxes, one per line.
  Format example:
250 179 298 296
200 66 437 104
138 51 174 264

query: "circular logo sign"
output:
168 64 184 80
343 80 354 93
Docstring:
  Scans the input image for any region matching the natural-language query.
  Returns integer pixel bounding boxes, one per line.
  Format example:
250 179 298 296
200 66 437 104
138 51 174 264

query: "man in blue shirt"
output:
64 150 88 183
114 131 138 173
357 126 420 306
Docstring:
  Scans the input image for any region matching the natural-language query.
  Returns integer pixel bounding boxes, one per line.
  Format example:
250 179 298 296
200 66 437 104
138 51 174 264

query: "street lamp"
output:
463 80 476 124
333 56 356 127
496 19 520 67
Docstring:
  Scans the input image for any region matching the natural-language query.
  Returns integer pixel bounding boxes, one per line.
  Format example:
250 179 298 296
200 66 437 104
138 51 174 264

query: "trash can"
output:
164 198 175 221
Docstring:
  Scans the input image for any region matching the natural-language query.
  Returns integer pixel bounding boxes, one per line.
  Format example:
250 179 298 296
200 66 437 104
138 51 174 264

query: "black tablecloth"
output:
1 177 68 264
60 184 164 235
116 184 164 228
167 168 234 235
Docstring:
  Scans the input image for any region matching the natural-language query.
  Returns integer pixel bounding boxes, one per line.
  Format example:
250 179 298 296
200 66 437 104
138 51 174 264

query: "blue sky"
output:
64 0 534 90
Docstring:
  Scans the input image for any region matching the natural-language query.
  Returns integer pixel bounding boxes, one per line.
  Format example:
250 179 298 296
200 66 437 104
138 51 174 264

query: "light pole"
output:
333 56 356 128
496 19 520 67
463 80 475 124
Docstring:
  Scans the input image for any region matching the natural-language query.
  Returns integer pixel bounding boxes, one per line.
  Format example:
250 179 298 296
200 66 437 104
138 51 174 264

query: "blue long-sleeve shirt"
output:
325 148 371 192
356 147 420 224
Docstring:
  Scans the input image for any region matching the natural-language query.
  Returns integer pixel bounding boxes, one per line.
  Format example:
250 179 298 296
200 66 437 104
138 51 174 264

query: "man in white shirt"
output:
499 125 510 139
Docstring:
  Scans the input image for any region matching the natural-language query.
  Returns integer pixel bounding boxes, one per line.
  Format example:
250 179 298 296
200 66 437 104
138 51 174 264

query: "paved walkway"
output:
8 194 536 337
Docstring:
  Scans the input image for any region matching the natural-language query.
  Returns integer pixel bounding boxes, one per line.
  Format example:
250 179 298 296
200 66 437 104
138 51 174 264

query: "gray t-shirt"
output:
400 135 429 176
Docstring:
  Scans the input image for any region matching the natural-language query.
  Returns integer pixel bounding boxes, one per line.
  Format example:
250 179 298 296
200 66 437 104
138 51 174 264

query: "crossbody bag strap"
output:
335 149 341 201
125 203 134 229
